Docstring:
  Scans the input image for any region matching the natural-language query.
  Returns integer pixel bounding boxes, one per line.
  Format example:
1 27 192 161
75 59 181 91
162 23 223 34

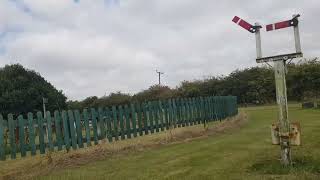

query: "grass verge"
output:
0 113 247 180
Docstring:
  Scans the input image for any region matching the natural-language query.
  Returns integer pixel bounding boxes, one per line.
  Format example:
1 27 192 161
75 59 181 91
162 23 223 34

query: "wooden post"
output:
91 108 99 143
105 108 113 142
61 110 71 151
274 60 291 165
67 110 77 150
118 105 125 140
0 114 5 160
46 112 54 151
74 110 84 148
111 106 119 141
36 112 46 154
54 111 63 151
83 109 92 146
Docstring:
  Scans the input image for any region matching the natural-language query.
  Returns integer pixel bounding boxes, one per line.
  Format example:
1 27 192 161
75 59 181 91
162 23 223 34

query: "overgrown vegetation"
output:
68 58 320 109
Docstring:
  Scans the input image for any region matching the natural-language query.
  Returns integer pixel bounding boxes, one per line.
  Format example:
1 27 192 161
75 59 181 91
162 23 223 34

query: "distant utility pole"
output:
43 97 48 118
232 14 302 166
156 70 164 86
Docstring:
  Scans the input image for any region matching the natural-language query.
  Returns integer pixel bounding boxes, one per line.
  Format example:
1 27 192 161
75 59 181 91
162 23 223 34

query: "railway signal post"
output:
232 14 303 166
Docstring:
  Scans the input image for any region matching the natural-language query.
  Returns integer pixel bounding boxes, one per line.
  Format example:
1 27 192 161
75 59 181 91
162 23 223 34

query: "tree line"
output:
68 58 320 109
1 59 319 116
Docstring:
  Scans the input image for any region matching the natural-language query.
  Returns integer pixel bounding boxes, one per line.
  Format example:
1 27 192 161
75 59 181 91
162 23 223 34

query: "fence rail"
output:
0 96 237 160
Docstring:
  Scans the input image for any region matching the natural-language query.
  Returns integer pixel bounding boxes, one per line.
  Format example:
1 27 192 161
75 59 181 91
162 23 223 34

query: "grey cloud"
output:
0 0 319 100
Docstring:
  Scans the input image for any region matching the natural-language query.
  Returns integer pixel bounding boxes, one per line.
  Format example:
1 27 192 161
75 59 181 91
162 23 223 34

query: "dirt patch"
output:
0 112 247 180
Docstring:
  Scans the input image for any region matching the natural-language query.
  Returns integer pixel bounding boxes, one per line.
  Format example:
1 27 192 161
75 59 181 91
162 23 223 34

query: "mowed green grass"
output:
37 105 320 180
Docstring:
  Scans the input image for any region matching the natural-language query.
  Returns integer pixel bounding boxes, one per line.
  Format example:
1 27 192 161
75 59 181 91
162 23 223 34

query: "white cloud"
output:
0 0 319 100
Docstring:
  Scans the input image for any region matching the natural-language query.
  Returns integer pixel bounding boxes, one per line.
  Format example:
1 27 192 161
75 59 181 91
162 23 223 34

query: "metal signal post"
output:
232 14 303 166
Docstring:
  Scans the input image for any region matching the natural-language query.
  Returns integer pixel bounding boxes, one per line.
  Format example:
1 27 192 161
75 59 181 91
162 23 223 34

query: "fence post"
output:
186 98 190 126
124 104 132 139
105 107 113 142
0 114 5 160
142 102 149 135
18 115 26 157
83 109 92 146
36 112 45 154
67 110 77 150
118 105 125 140
148 102 155 133
130 103 138 138
46 112 54 152
158 100 165 131
90 108 99 145
28 113 36 155
97 108 106 140
153 101 160 132
163 100 169 130
53 111 63 151
111 106 119 141
74 110 84 148
136 103 143 136
61 110 71 151
172 99 177 128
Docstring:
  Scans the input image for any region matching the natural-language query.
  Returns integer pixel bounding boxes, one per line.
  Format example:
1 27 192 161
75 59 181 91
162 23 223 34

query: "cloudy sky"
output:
0 0 319 100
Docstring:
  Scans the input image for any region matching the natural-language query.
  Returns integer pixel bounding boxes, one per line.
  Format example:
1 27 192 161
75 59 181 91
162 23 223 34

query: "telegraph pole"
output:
156 70 164 86
232 14 302 166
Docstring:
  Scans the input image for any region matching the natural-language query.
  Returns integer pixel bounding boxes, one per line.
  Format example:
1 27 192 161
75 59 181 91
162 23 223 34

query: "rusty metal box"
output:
271 122 301 146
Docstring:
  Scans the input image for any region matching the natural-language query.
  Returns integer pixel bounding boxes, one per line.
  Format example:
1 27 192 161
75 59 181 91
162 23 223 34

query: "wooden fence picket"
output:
185 98 191 126
105 108 113 142
136 103 143 136
124 105 132 139
153 101 160 133
18 115 26 157
27 114 36 154
172 99 177 128
167 99 173 129
90 108 99 145
74 110 84 148
158 100 165 131
0 114 5 160
163 101 169 130
97 108 106 140
112 106 119 141
36 112 45 154
83 109 92 146
67 110 77 150
46 112 54 152
130 103 138 138
142 102 149 135
118 105 125 140
61 110 70 151
148 102 155 133
53 111 63 151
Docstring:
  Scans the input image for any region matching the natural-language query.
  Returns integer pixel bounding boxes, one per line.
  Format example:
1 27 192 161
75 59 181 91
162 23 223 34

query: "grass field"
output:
1 104 320 180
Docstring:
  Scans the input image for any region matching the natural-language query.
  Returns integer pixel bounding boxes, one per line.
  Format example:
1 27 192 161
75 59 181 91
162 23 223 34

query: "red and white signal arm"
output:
232 16 256 33
266 15 299 31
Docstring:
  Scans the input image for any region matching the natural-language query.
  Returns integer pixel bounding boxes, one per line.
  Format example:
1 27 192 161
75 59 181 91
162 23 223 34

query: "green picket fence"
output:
0 96 237 161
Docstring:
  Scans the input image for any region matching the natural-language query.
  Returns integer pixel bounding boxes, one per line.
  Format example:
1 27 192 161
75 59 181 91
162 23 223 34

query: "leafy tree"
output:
0 64 67 116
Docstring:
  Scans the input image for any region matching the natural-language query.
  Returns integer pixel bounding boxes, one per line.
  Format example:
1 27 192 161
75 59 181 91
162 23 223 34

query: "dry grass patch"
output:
0 112 247 180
